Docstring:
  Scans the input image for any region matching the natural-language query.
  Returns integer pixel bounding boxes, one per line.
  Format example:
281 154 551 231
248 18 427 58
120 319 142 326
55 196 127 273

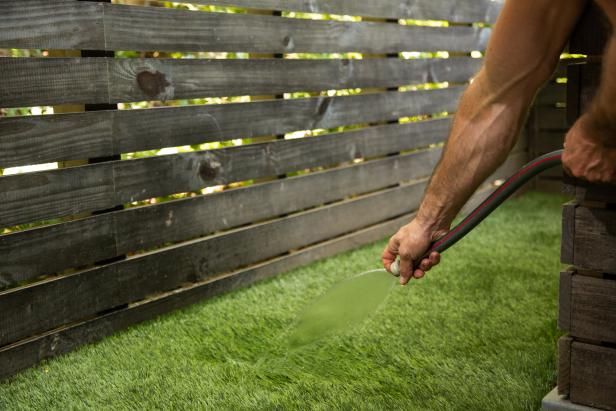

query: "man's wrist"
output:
414 208 451 239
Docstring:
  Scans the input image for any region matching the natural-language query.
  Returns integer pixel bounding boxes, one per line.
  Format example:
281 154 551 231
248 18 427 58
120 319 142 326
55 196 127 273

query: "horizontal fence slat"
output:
106 4 491 54
0 0 104 50
0 57 477 108
1 64 476 168
0 148 442 286
0 57 109 108
0 1 500 51
0 179 428 347
0 104 457 227
172 0 504 23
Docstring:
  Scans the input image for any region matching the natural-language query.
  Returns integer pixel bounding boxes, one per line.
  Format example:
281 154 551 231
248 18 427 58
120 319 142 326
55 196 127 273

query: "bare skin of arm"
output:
563 0 616 181
382 0 587 285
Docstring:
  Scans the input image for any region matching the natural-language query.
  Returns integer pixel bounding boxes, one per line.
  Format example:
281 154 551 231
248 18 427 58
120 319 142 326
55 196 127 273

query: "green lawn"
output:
0 192 566 410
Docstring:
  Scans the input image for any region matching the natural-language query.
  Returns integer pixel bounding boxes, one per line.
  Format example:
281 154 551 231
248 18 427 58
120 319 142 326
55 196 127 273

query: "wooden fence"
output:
0 0 565 379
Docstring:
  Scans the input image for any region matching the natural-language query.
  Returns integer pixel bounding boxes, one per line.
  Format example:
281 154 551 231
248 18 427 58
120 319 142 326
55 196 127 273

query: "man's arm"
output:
383 0 587 284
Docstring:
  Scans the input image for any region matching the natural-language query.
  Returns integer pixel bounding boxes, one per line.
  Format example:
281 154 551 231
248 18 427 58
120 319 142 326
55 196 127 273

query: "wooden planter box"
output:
545 182 616 411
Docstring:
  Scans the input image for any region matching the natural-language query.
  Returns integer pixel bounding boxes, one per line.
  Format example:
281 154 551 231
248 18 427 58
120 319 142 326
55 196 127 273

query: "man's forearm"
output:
384 0 587 282
414 0 586 233
415 68 543 232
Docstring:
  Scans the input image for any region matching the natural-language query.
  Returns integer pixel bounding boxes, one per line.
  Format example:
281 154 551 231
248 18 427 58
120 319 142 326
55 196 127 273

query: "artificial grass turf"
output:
0 191 567 410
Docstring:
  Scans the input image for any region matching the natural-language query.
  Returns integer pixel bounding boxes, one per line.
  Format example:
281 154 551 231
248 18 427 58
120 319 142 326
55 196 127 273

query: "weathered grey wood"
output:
0 58 109 108
565 274 616 343
529 129 564 181
0 209 415 380
561 202 577 265
562 206 616 273
567 62 602 126
181 0 504 23
553 60 574 79
0 57 476 107
0 148 442 286
0 79 470 168
1 87 465 167
534 178 565 194
0 177 505 380
536 166 564 180
456 150 528 220
569 3 611 56
559 271 573 332
558 336 572 396
486 149 528 182
535 83 567 106
0 115 454 227
576 64 601 116
0 164 116 228
0 180 428 347
0 147 526 345
0 0 104 50
0 109 112 168
563 178 616 204
535 107 568 130
527 65 573 192
566 4 608 128
106 4 492 54
566 63 583 127
1 1 494 52
570 342 616 410
531 131 565 155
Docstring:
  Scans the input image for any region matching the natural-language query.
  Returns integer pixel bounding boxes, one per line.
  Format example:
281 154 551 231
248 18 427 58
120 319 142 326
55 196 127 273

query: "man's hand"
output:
563 114 616 184
382 219 445 285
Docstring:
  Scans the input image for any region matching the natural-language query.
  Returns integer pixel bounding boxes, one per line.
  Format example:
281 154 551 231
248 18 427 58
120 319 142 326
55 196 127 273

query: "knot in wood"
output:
282 35 294 50
137 70 170 99
199 162 218 181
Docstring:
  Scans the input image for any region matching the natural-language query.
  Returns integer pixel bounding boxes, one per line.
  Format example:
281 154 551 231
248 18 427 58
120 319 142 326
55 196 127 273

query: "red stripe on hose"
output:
428 153 562 253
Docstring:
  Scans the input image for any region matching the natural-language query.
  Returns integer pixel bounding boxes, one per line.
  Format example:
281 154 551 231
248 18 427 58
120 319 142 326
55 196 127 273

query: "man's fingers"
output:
429 251 441 265
381 236 399 271
417 251 442 272
418 258 431 271
413 269 425 279
381 249 395 271
399 256 413 285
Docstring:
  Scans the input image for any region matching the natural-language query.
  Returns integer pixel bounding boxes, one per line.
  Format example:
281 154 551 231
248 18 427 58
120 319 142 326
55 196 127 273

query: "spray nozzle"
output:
389 258 400 277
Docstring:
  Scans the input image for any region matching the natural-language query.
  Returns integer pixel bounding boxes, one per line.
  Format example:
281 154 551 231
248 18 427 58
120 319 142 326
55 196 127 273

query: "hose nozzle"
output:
389 258 400 277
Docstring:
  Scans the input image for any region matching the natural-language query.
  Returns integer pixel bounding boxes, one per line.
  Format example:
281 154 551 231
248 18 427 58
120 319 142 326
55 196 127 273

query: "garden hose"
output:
390 149 563 276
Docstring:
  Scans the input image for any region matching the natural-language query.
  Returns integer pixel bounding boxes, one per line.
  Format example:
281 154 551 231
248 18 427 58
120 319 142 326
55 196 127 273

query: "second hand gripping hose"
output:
390 149 564 276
